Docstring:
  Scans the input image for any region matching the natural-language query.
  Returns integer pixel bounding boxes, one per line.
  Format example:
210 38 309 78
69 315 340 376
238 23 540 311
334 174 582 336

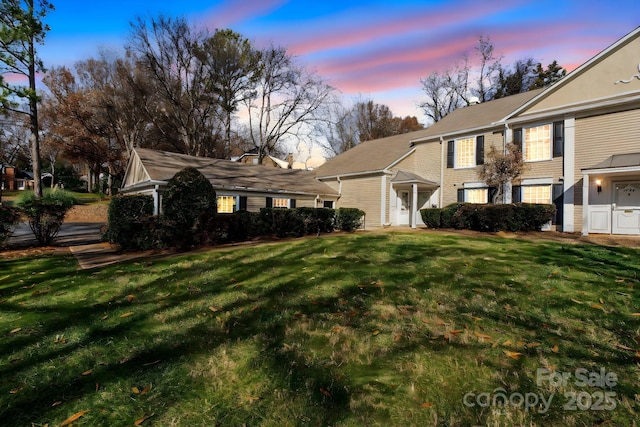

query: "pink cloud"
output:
198 0 288 29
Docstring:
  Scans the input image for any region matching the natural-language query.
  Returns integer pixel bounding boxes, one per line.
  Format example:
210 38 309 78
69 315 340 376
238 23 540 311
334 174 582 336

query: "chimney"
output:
287 153 293 169
468 96 480 106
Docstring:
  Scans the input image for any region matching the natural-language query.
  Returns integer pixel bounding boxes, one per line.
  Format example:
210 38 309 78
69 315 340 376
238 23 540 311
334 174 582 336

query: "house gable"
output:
516 27 640 118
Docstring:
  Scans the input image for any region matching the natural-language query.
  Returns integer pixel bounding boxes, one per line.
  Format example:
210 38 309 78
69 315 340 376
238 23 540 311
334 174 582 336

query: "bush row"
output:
420 203 556 232
106 193 366 251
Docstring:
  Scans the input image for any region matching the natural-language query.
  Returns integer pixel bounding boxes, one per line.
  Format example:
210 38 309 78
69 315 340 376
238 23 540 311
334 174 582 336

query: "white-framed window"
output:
455 137 476 168
524 124 551 162
272 198 290 208
522 185 551 204
217 195 236 213
466 188 488 204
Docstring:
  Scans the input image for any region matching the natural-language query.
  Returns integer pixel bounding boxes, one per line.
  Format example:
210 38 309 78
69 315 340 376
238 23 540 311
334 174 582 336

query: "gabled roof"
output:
124 148 337 197
410 90 543 144
314 128 434 178
583 153 640 171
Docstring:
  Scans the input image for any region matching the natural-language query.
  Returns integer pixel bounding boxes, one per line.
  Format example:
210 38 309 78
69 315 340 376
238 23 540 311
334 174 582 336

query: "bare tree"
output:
128 16 222 157
243 45 334 162
0 0 54 198
477 143 525 204
472 35 502 102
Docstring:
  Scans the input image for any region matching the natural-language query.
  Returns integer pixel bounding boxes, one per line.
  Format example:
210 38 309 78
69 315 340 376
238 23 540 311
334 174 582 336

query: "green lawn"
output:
1 232 639 426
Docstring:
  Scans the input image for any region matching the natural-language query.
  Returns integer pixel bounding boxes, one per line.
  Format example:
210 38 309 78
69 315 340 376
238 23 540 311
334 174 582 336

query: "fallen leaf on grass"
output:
81 369 93 376
552 344 559 353
449 330 464 336
570 298 583 305
127 294 135 303
60 410 90 426
630 313 640 317
503 350 523 360
615 343 635 352
320 387 331 397
331 326 343 333
52 401 62 407
420 402 434 408
132 387 140 394
473 331 493 341
9 327 21 334
372 330 380 336
120 312 134 318
134 413 155 426
526 342 541 348
101 315 108 321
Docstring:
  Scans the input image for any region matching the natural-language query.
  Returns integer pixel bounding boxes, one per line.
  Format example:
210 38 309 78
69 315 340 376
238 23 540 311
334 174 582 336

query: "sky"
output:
35 0 640 125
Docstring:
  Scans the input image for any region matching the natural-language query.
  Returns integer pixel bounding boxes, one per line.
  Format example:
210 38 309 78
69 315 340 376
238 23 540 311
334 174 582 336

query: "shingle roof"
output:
410 90 544 143
131 148 338 196
314 91 543 178
584 153 640 170
313 128 431 178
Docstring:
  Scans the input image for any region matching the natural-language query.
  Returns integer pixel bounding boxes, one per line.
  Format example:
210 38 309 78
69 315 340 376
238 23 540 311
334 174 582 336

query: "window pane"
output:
522 185 551 204
524 124 551 162
466 189 488 204
217 196 236 213
273 198 289 208
455 137 475 168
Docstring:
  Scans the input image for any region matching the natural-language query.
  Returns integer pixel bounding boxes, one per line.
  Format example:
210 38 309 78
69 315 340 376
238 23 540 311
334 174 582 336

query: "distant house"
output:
317 26 640 235
235 151 294 169
1 167 34 191
121 148 338 215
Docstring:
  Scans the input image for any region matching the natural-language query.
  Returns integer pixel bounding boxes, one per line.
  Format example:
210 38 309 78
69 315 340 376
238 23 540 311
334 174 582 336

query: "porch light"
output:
595 179 602 193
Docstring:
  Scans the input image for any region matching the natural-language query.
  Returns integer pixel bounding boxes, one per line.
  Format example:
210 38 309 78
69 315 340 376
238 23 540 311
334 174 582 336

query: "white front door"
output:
398 191 410 225
612 182 640 235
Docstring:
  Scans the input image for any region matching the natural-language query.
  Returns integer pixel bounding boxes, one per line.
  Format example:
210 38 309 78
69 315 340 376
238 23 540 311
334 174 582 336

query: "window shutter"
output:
513 128 522 152
239 196 247 211
553 121 564 157
475 136 484 165
265 197 273 208
552 184 564 228
488 186 498 204
512 185 522 203
289 199 296 208
457 188 465 203
447 140 454 168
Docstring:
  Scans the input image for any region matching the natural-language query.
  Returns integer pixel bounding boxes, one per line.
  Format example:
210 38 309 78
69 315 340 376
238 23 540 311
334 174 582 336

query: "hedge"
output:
420 203 556 232
105 194 156 250
336 208 365 232
16 189 77 245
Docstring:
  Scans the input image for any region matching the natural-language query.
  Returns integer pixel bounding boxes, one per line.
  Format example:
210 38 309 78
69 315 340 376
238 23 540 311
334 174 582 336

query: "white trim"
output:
521 177 554 186
463 181 486 189
411 183 418 229
381 175 387 226
582 165 640 175
582 173 590 235
386 147 417 169
563 117 575 232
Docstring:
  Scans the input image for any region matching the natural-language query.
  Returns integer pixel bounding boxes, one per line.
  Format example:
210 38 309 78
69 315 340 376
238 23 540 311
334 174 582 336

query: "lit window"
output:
522 185 551 204
524 124 551 162
272 198 289 208
466 189 488 204
456 137 475 168
217 196 236 213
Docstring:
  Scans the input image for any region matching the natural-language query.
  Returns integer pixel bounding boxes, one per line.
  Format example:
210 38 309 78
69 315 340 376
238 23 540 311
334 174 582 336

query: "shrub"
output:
336 207 365 232
295 207 335 235
163 167 216 247
16 189 76 245
105 194 155 250
420 208 442 228
0 205 21 248
434 203 556 232
258 208 306 238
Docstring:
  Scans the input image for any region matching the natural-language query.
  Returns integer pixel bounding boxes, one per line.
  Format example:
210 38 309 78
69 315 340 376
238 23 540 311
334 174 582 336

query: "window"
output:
523 124 551 162
456 137 475 168
466 189 488 204
457 188 489 204
217 195 236 213
447 136 484 168
323 200 334 208
272 198 290 208
522 185 551 204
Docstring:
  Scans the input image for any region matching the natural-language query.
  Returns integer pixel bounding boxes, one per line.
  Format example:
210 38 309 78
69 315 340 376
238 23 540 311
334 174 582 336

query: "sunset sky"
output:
38 0 640 123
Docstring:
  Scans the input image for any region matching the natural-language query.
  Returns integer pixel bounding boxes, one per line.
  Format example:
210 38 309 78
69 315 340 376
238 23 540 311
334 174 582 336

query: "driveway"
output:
7 222 106 248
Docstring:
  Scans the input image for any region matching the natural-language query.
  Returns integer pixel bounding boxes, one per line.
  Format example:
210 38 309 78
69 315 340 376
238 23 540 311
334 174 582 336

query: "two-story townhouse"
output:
504 26 640 235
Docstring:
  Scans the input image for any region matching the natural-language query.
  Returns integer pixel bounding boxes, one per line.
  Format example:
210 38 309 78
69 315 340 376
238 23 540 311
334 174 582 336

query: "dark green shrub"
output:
420 208 442 228
512 203 556 231
295 207 335 235
474 204 515 232
16 189 76 245
0 205 21 248
105 194 155 250
336 207 365 232
163 167 216 247
440 203 465 228
259 208 306 238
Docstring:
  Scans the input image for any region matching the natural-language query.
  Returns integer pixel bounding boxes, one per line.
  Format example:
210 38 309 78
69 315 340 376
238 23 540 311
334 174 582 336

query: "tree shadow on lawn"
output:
1 233 639 425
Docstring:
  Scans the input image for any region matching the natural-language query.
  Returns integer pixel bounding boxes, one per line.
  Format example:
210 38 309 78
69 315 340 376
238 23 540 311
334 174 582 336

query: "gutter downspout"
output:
439 137 445 208
503 124 513 204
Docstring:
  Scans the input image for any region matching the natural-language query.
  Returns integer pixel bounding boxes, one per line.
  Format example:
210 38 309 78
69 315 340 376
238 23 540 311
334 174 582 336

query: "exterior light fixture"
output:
595 179 602 193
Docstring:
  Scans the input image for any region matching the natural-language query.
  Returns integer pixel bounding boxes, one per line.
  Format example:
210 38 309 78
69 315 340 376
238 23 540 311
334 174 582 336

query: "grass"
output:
1 231 639 426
